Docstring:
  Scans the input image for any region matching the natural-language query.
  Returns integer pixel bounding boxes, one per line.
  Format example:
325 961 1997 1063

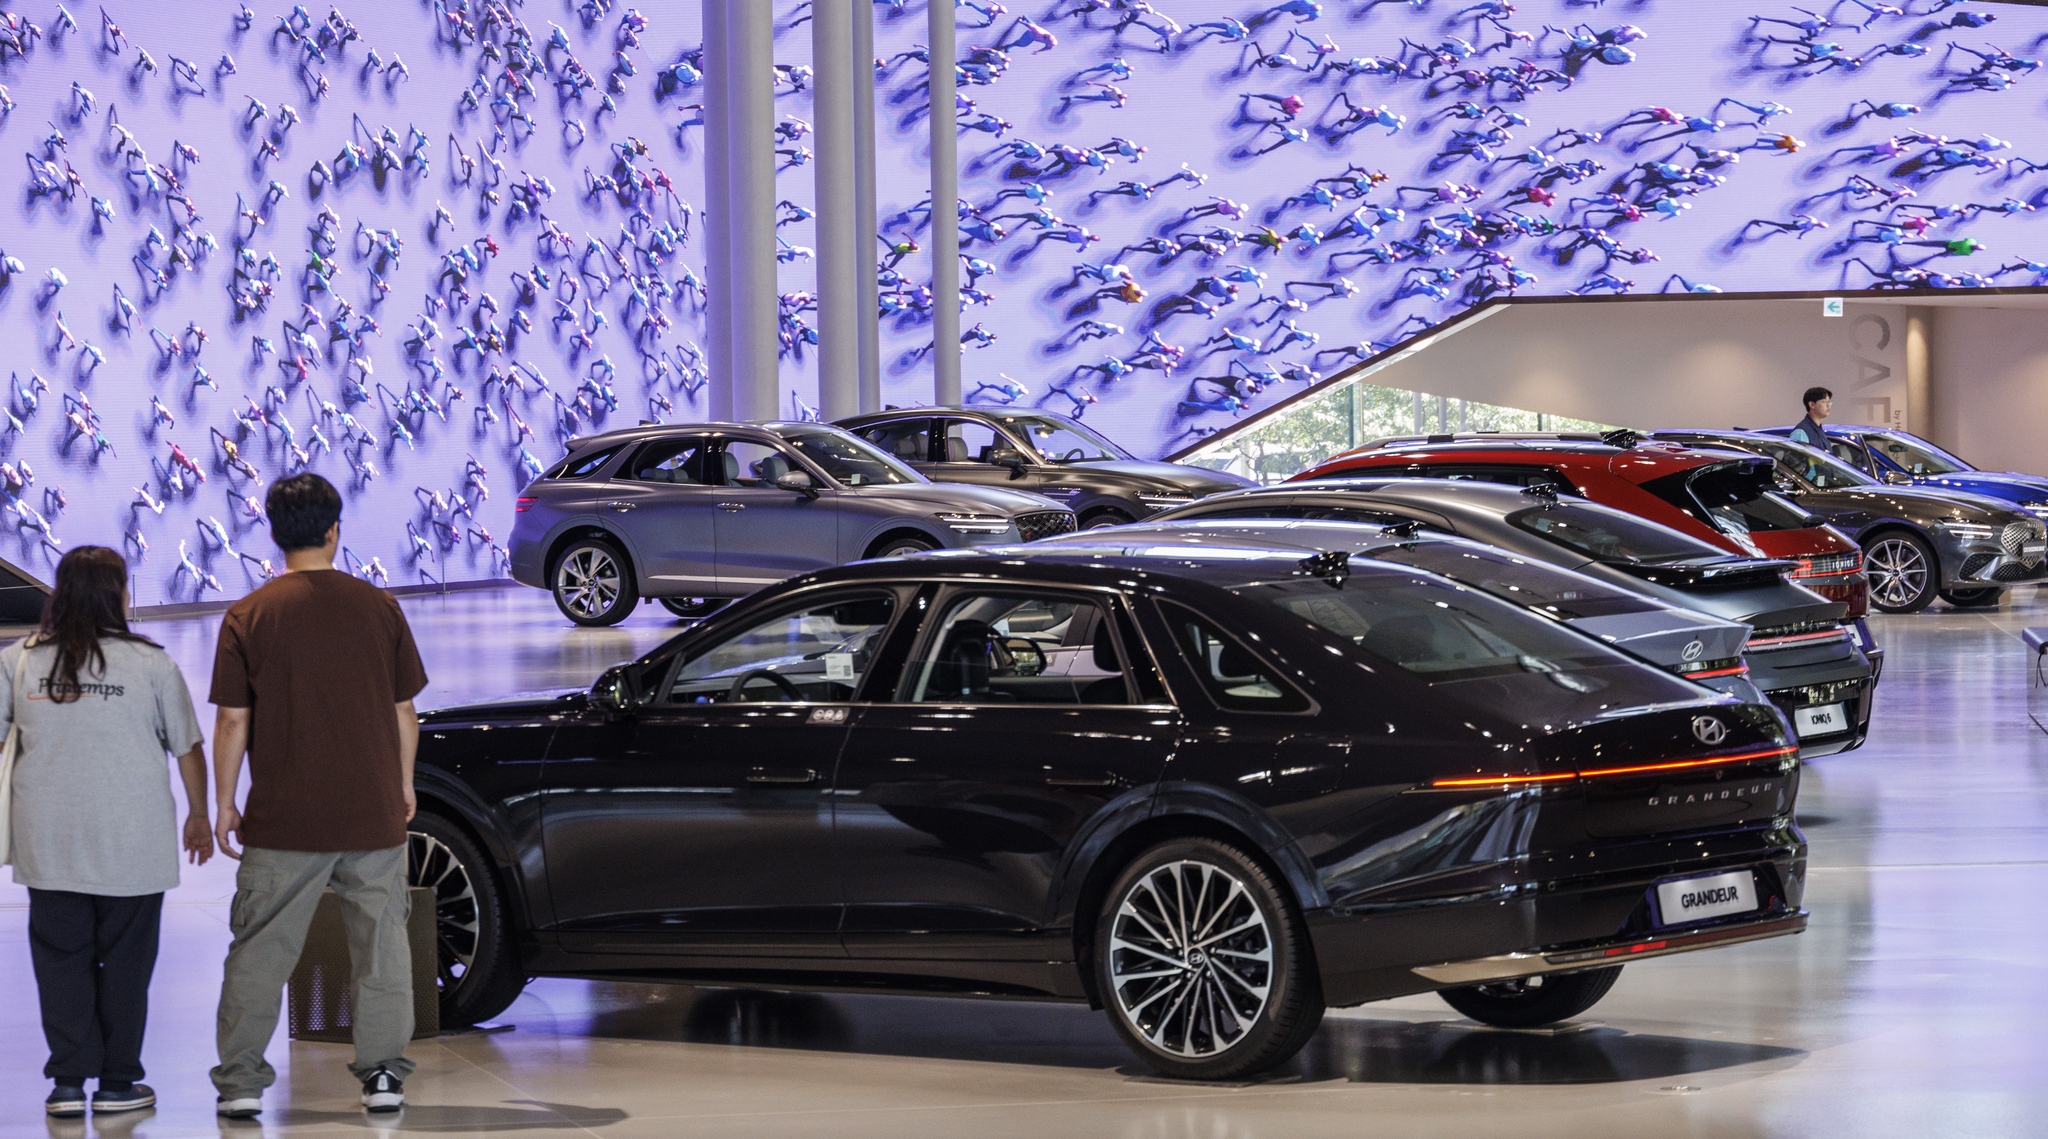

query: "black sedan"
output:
835 406 1254 528
1652 430 2048 613
406 549 1807 1079
1147 479 1878 758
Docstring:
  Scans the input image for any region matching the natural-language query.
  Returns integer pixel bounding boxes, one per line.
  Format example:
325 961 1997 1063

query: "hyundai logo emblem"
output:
1681 640 1704 662
1692 716 1728 745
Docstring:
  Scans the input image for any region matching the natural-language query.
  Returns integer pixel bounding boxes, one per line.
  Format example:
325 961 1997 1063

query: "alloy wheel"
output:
1866 538 1929 609
407 830 481 992
556 548 620 619
1107 859 1274 1059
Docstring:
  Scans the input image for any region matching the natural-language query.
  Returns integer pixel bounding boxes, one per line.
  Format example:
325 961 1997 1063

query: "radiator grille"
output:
1016 511 1078 542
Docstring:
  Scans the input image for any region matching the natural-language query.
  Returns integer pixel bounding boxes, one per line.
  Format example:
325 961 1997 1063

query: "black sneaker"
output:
45 1084 86 1117
360 1068 403 1113
215 1095 261 1119
91 1083 155 1113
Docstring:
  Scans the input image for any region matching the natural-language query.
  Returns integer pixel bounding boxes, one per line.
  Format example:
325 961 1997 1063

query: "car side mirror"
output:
775 470 820 498
1773 479 1799 495
591 665 637 716
989 448 1028 479
1883 470 1912 485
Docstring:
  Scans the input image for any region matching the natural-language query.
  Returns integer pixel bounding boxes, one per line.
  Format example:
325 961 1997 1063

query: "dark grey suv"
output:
834 407 1254 529
510 422 1076 625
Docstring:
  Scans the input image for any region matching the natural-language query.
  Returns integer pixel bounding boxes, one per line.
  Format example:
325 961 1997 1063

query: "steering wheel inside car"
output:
1061 448 1084 461
726 669 805 703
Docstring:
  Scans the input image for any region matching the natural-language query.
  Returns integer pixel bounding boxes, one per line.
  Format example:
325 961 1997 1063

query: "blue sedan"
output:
1759 425 2048 523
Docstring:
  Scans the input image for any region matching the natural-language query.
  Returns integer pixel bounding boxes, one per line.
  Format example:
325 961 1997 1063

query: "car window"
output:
1876 435 1969 476
853 418 933 464
1409 464 1573 490
1244 577 1622 685
721 440 800 488
901 593 1130 705
1376 540 1662 619
667 593 898 703
624 438 714 484
998 415 1126 463
777 427 922 486
936 417 1009 464
1827 438 1871 473
1744 439 1873 489
1158 603 1310 713
1506 503 1725 565
1641 464 1813 535
545 445 622 480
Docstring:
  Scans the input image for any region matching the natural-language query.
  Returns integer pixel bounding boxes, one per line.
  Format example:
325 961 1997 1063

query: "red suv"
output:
1292 434 1870 618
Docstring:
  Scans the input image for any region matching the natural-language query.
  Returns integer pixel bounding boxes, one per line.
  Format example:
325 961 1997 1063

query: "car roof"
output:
565 420 847 452
781 543 1429 595
835 406 1076 428
1311 439 1748 482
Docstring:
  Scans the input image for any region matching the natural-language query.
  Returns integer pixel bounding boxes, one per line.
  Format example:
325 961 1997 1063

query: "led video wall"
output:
0 1 2042 602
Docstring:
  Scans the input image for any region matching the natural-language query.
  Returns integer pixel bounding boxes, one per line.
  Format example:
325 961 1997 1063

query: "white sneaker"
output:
360 1068 404 1113
216 1096 261 1119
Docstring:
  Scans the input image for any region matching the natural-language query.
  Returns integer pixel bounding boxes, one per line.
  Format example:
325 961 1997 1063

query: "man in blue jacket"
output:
1789 387 1832 450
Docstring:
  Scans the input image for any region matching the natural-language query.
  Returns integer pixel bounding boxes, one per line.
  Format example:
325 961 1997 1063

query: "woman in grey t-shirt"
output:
3 547 209 1117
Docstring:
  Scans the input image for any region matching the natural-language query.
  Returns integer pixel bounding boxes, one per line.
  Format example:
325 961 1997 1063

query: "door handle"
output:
746 767 819 784
718 502 747 512
604 501 637 513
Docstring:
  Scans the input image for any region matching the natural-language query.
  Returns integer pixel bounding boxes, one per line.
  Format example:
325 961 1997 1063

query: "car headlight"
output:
934 512 1012 534
1137 492 1196 509
1937 521 1997 542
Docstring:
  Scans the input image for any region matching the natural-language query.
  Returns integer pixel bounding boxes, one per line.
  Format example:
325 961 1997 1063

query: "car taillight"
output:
1789 551 1862 578
516 497 538 513
1431 745 1797 788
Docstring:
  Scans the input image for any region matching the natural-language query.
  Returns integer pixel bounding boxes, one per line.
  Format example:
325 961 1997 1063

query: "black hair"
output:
1802 386 1832 410
38 546 156 705
266 473 343 553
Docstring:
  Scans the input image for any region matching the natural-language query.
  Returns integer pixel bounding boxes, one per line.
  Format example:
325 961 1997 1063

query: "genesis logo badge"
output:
1691 716 1728 745
1681 640 1704 662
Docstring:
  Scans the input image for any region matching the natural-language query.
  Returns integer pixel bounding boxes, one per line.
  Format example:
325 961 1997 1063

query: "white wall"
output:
1930 308 2048 476
1349 297 1913 438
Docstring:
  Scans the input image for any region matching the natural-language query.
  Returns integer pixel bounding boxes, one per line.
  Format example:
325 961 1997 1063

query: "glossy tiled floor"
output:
3 585 2045 1138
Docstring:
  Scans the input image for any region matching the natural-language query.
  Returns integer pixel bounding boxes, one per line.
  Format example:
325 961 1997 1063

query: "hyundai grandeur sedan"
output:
509 422 1076 625
407 549 1808 1079
1297 435 1870 619
1757 425 2048 521
835 407 1255 528
1653 430 2048 612
1148 480 1878 758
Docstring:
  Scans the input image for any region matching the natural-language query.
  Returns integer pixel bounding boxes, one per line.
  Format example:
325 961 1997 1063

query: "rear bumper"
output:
1411 911 1807 986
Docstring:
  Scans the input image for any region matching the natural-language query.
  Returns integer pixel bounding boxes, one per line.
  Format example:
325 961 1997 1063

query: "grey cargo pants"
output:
210 845 417 1097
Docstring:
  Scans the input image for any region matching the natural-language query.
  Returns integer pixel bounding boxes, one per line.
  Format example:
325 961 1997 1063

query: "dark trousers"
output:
27 889 164 1084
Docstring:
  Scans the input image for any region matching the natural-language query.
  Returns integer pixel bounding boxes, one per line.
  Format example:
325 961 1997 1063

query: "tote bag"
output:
0 636 35 868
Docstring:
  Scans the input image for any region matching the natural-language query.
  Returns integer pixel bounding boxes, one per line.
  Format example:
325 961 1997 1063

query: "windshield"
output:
775 428 922 487
1507 503 1725 565
1242 575 1624 684
997 415 1130 463
1642 463 1814 536
1874 434 1970 476
1743 439 1875 489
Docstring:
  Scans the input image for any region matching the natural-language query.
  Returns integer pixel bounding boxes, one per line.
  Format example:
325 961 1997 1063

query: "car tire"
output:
1938 587 2004 608
869 536 936 559
1863 532 1938 614
1094 837 1324 1081
1438 966 1623 1029
1083 509 1134 530
659 597 728 620
408 813 526 1027
551 538 637 626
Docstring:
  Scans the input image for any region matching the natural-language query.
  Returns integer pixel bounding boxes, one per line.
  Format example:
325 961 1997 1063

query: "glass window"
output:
624 438 714 484
1375 540 1661 620
1158 603 1310 713
545 445 622 480
1245 578 1621 684
996 415 1128 463
936 418 1009 465
1827 438 1872 473
1875 434 1969 476
723 440 800 488
1641 464 1813 535
668 593 898 703
776 427 921 486
852 418 933 464
902 593 1129 705
1506 503 1724 565
1744 440 1873 489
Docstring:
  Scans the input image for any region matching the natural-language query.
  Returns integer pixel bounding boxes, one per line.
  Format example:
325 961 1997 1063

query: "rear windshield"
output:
1642 464 1812 535
1240 576 1624 684
1375 540 1660 620
1506 503 1724 565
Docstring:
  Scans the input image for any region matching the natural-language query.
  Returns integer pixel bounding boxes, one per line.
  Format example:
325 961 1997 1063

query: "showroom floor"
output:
1 585 2043 1138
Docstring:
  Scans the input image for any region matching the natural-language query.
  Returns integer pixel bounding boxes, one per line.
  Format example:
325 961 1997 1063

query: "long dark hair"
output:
36 547 155 704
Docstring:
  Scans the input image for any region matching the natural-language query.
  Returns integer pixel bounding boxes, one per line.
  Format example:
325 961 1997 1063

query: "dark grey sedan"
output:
509 422 1076 625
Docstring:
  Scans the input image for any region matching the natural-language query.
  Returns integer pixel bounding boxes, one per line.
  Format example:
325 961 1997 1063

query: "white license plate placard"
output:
1655 870 1758 927
1792 703 1846 738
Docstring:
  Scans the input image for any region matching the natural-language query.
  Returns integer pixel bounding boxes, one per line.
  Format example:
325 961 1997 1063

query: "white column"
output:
701 0 732 421
1904 307 1931 438
811 0 859 421
853 3 881 413
926 0 961 406
727 0 781 423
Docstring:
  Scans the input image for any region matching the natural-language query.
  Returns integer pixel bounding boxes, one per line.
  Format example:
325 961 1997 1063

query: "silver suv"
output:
510 422 1078 625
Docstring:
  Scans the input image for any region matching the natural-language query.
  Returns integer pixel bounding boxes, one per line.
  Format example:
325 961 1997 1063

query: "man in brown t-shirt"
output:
207 474 428 1119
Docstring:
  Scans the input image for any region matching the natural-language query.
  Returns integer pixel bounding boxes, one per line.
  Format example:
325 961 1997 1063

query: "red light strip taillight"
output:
1432 745 1796 788
1745 629 1848 651
515 497 538 513
1680 664 1748 679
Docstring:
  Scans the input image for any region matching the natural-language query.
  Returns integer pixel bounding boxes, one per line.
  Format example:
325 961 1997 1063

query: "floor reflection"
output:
1283 1018 1804 1085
